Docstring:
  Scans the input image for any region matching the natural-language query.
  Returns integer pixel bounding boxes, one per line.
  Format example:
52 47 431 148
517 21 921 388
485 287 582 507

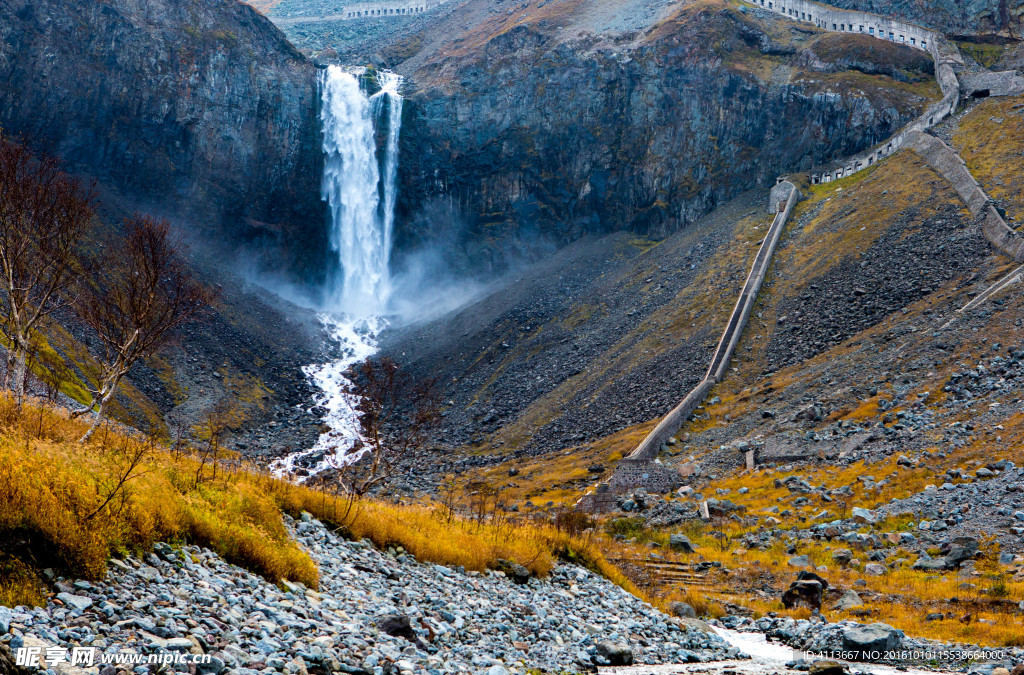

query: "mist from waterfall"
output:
271 65 404 480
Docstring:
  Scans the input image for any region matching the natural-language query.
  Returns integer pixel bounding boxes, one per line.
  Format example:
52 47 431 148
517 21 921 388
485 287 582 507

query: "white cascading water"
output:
270 65 403 480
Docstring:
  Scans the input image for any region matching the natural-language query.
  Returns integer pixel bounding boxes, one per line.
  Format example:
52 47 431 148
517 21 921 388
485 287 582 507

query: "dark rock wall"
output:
0 0 326 276
392 6 936 272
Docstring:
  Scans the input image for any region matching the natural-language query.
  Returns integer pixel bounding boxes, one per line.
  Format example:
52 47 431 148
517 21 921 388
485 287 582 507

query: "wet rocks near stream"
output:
718 615 1024 670
0 516 742 675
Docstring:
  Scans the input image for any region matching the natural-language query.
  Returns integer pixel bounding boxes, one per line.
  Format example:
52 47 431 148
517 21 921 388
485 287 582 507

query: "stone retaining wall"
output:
576 460 685 512
905 131 1024 262
576 182 800 509
339 0 439 19
275 0 446 21
745 0 936 50
626 182 798 465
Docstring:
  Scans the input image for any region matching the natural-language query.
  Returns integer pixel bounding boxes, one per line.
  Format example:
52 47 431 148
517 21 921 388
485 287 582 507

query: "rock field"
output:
0 515 742 675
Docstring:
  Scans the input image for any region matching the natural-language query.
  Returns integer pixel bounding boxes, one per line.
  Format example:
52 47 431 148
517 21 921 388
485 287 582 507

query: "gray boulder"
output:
841 623 903 660
782 579 823 610
943 537 979 569
374 613 422 645
595 641 633 666
834 590 863 611
668 601 697 618
495 559 531 584
56 592 93 611
912 558 947 572
787 555 813 568
809 660 847 675
164 637 194 652
831 549 853 565
851 507 879 525
196 656 226 675
669 534 696 553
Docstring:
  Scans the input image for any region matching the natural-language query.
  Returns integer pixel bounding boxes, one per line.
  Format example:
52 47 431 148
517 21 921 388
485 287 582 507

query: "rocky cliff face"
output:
0 0 326 275
381 0 941 272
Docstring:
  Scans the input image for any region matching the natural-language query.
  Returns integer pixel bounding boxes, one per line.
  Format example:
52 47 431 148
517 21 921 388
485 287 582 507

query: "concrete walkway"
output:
626 183 799 462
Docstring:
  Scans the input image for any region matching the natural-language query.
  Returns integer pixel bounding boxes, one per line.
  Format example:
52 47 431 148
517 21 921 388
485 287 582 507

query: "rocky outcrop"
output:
0 0 325 276
390 1 938 272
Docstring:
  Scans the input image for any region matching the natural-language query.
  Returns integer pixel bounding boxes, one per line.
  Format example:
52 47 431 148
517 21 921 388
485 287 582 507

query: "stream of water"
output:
270 65 403 480
607 628 954 675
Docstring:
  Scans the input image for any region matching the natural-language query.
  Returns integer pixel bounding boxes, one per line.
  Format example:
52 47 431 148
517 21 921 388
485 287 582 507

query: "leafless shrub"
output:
553 508 595 538
86 437 150 521
336 357 440 496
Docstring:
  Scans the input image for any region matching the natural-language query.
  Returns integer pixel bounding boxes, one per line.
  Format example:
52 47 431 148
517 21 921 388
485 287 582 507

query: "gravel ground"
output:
878 460 1024 553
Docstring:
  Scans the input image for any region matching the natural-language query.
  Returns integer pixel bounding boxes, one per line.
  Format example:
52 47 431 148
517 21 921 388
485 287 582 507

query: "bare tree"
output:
341 357 440 496
0 136 94 403
72 215 213 442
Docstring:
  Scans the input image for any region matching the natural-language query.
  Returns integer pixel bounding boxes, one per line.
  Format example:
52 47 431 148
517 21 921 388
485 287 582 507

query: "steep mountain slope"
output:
384 191 765 459
372 0 986 494
0 0 325 275
643 96 1024 478
443 94 1024 503
383 88 1024 501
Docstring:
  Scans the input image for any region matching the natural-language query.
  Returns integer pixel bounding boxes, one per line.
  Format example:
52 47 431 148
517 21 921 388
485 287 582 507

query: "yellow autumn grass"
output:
596 484 1024 646
0 394 638 608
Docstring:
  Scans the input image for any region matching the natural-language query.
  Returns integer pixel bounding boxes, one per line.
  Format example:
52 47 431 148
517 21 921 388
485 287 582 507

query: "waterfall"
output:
373 70 403 285
320 65 403 315
270 65 404 480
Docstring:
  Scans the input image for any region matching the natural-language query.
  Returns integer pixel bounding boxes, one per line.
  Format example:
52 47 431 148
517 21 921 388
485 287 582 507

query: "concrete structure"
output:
631 181 798 462
576 182 800 510
338 0 442 19
960 71 1024 99
904 131 1024 262
272 0 447 23
954 264 1024 317
737 0 963 185
768 178 795 213
576 460 684 512
746 0 936 50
